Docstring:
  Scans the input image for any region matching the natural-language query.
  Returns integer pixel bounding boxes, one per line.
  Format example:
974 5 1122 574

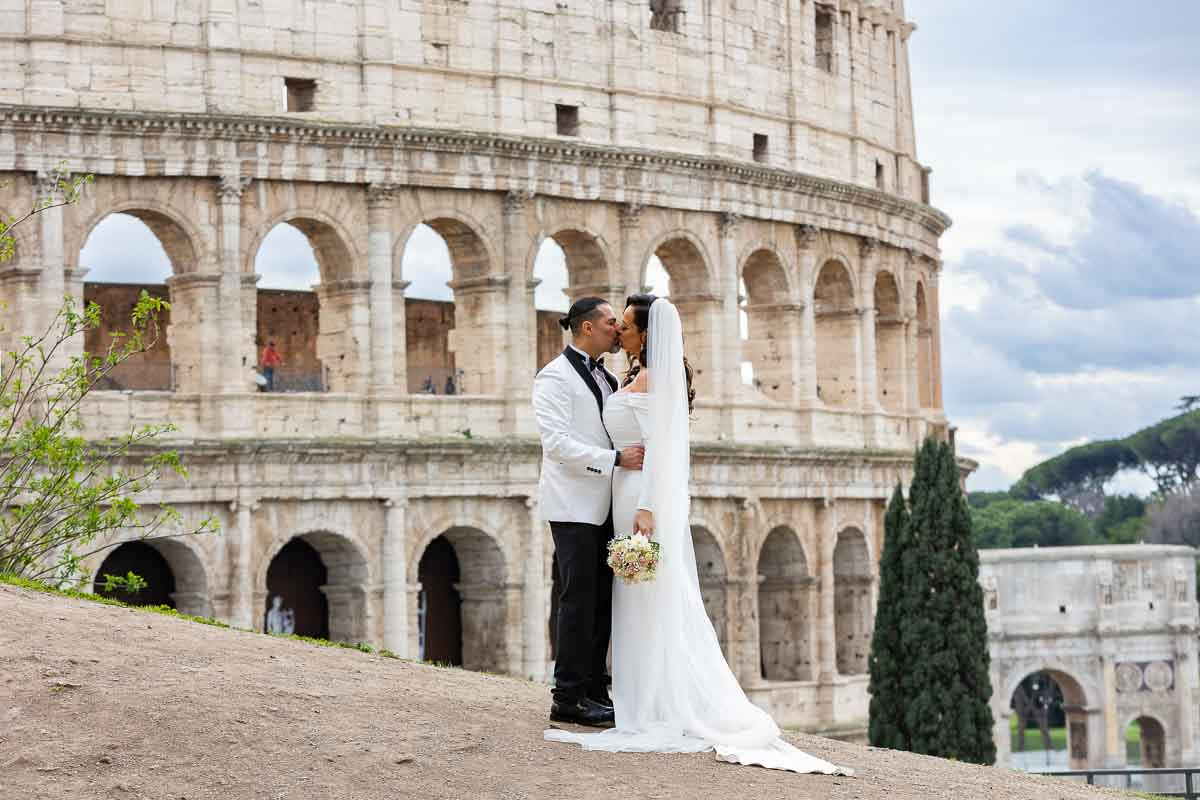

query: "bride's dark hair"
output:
622 293 696 413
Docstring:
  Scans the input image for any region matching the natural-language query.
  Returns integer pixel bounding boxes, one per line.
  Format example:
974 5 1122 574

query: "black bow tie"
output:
588 356 605 372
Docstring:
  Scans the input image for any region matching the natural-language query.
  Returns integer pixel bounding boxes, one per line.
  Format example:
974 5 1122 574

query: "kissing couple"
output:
532 295 853 775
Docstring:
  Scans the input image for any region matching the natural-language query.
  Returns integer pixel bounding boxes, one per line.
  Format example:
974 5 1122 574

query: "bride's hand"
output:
634 509 654 538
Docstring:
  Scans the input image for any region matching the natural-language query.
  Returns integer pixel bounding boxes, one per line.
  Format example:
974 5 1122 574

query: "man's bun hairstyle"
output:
559 296 609 336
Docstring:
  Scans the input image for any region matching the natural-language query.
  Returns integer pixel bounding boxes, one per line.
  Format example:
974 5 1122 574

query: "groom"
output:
533 297 644 727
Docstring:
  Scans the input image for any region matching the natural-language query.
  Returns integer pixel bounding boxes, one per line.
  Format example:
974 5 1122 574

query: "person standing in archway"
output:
533 297 644 728
260 340 283 392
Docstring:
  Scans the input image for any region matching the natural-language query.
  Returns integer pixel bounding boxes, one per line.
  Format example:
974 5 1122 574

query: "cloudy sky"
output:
81 1 1198 493
906 0 1200 490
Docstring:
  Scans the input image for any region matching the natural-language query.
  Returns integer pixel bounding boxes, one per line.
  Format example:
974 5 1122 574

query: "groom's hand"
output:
619 445 645 471
634 509 654 537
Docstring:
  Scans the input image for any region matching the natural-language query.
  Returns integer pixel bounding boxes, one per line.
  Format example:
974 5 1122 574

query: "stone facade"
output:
981 546 1200 773
0 0 952 734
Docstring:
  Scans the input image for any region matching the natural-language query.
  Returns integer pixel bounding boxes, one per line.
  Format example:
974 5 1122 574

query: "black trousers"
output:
550 514 614 704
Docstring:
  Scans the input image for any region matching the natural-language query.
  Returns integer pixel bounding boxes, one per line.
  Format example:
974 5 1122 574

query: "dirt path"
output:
0 584 1130 800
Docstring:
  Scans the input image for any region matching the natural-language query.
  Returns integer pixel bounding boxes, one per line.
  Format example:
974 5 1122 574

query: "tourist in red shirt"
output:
260 341 283 392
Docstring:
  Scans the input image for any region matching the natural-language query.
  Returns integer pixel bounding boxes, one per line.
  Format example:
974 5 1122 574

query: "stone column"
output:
216 175 250 393
166 273 222 394
314 279 373 393
367 183 397 393
817 499 838 680
731 497 763 687
618 203 644 299
717 212 742 408
522 497 547 680
445 275 511 396
34 171 72 368
794 225 820 404
503 190 536 433
382 496 409 656
858 238 880 411
928 267 945 410
392 279 411 390
228 498 258 630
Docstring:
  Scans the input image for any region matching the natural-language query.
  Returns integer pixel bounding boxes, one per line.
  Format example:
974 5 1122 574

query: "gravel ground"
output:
0 583 1134 800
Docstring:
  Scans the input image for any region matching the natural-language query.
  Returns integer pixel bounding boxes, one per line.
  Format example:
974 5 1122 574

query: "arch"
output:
833 527 872 675
915 281 933 408
412 524 511 674
1125 715 1167 768
640 230 715 297
258 529 372 643
691 525 729 655
71 201 205 275
874 269 904 411
528 226 614 297
757 525 815 681
814 258 860 408
1004 666 1095 770
395 210 496 285
246 208 360 284
90 536 211 617
740 247 797 402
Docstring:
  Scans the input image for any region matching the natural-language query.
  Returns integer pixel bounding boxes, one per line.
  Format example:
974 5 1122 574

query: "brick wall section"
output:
84 282 173 390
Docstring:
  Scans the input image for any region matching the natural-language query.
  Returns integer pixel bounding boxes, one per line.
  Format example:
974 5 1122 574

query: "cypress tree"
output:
868 482 910 749
884 438 996 764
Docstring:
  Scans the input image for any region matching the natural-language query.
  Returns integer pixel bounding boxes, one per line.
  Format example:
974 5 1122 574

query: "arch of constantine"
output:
0 0 950 734
980 546 1200 776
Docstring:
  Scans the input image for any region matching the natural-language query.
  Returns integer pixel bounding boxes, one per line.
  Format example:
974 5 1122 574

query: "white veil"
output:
545 300 852 776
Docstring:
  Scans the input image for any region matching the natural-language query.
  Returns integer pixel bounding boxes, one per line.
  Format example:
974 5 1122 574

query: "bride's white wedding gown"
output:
544 302 852 777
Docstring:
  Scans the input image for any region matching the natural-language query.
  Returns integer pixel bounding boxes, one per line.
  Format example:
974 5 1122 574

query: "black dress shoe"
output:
587 692 613 709
550 698 615 728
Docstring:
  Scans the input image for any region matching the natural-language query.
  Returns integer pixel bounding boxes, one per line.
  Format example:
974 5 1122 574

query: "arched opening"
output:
1007 670 1093 772
1126 716 1166 769
532 236 569 371
92 537 210 616
94 541 175 608
253 218 363 394
644 237 715 396
741 249 796 403
833 527 872 675
400 218 497 395
418 535 462 665
916 282 933 408
874 270 904 412
691 526 729 655
813 260 859 408
757 526 815 681
254 222 324 392
414 526 510 673
261 531 369 643
80 212 182 391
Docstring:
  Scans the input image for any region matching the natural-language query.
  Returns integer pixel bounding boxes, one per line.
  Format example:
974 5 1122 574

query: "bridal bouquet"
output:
607 533 661 584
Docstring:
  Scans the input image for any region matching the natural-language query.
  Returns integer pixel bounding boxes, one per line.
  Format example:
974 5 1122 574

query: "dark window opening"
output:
875 160 885 190
753 133 769 164
815 7 834 73
556 104 580 137
284 78 316 112
921 168 932 204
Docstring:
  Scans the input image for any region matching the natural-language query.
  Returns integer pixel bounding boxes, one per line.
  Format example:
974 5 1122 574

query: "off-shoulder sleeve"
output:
630 394 654 512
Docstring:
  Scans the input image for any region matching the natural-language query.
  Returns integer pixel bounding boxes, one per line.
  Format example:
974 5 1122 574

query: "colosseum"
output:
0 0 950 735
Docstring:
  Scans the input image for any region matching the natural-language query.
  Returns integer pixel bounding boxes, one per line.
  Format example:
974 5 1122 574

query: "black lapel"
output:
562 347 604 415
601 368 618 392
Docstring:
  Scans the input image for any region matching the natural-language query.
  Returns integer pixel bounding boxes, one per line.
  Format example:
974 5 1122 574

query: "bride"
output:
545 295 853 776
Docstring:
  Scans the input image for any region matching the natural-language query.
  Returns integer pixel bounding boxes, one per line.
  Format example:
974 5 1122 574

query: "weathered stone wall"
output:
84 282 173 391
0 0 924 199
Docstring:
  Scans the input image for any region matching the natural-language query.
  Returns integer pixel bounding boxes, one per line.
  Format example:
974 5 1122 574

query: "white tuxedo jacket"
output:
533 349 620 525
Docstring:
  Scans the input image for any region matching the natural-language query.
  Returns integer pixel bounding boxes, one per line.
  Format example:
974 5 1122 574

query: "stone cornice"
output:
0 106 953 242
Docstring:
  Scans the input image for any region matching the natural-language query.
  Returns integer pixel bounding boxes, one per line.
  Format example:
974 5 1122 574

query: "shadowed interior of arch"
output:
691 526 729 655
832 527 872 675
414 526 509 674
262 531 369 643
741 249 794 401
93 537 210 617
1006 669 1091 770
874 270 904 411
757 526 814 681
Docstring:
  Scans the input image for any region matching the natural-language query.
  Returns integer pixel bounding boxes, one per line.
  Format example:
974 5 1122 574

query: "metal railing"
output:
1042 767 1199 799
